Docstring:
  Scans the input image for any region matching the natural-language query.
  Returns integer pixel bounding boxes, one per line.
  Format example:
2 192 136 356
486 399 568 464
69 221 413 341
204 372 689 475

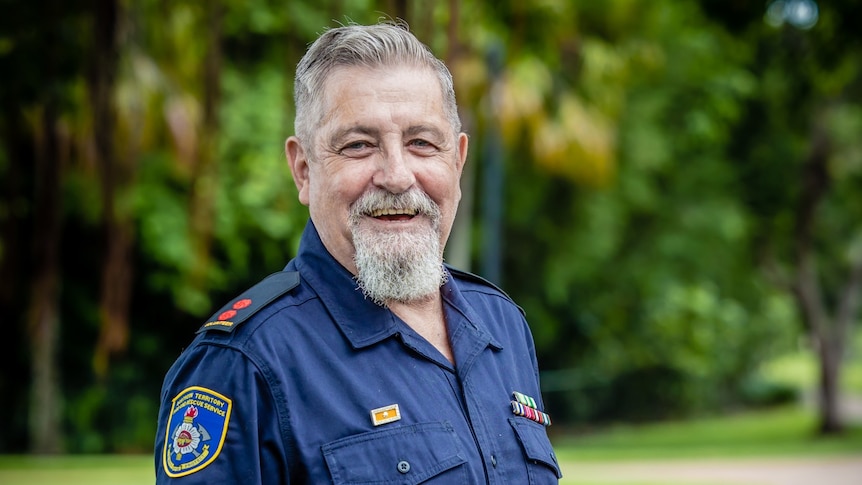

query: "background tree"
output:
0 0 91 453
705 0 862 433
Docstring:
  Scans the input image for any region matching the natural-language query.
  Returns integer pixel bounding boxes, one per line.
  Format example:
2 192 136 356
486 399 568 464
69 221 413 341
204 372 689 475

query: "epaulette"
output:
444 264 526 317
196 271 300 334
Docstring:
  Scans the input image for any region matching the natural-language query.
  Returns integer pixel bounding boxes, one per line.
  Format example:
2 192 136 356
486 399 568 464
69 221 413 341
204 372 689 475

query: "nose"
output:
373 146 416 193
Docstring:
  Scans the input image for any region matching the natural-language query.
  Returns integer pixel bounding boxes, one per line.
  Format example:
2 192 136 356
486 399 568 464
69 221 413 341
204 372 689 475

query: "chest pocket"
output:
322 422 467 484
510 418 563 482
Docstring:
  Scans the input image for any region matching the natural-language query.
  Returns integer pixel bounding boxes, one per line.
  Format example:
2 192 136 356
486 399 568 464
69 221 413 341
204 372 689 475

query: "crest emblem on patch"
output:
162 386 232 477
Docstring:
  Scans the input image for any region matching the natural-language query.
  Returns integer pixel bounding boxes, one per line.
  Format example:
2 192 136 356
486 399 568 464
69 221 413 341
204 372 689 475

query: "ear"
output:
457 132 469 176
286 136 311 206
454 133 469 202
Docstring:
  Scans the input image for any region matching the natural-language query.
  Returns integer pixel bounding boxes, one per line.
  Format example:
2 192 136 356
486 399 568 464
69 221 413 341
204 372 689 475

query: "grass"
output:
553 405 862 462
0 455 152 485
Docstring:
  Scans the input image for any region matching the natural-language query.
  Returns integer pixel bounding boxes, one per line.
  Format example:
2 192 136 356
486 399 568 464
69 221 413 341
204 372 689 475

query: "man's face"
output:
287 65 468 277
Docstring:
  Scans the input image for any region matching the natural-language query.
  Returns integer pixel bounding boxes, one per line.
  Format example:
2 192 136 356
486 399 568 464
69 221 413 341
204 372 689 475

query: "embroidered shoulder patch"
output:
162 386 233 478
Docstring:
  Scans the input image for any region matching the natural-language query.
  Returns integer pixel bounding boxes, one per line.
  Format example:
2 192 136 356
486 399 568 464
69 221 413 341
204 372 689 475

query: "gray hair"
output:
293 21 461 146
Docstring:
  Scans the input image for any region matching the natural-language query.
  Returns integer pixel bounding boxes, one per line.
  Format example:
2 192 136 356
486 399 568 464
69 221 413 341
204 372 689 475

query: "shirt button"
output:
397 461 411 474
491 454 498 468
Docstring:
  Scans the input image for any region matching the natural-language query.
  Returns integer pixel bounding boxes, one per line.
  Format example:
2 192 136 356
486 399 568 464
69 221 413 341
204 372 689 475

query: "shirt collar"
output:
290 221 503 351
291 221 398 348
442 277 504 351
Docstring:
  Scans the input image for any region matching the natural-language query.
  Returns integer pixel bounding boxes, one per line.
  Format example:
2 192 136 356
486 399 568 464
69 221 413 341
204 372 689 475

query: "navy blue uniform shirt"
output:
155 221 561 484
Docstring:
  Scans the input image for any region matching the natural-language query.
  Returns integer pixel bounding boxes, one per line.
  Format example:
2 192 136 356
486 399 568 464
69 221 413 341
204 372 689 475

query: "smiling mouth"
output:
369 208 418 221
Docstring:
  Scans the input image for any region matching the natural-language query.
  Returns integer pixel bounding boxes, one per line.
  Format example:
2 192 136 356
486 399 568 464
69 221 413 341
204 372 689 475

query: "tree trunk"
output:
0 110 25 312
387 0 408 22
816 334 843 433
90 0 133 378
186 0 223 292
28 103 65 454
820 259 862 433
94 219 134 377
442 0 473 271
791 119 855 435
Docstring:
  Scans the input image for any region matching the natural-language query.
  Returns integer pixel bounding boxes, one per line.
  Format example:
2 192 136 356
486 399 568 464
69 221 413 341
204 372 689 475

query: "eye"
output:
339 141 375 156
408 139 437 153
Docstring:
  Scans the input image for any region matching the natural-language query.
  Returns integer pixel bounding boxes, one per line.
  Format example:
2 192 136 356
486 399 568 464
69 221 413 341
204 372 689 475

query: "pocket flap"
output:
322 422 466 484
509 418 562 478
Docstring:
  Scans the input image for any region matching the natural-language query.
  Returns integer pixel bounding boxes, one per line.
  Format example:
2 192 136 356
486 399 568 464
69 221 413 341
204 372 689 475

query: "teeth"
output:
370 208 418 217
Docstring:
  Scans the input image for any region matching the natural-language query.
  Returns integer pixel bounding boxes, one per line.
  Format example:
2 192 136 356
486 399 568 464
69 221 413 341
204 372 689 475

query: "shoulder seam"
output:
445 264 526 317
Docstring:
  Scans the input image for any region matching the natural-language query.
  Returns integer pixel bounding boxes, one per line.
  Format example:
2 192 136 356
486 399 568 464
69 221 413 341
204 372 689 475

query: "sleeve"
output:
154 342 289 484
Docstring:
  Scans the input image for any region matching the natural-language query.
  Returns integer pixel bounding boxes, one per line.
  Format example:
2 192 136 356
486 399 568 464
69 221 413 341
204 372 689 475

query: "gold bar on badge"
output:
370 404 401 426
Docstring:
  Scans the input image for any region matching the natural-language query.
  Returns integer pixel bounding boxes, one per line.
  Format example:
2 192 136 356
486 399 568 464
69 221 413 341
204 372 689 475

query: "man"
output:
155 21 560 484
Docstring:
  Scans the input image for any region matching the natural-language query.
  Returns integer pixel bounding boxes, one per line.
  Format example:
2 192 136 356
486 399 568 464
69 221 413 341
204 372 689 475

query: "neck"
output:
388 293 454 364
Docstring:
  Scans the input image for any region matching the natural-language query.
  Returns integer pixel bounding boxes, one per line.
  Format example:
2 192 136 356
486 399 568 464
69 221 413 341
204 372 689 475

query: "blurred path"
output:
563 455 862 485
803 391 862 423
838 394 862 422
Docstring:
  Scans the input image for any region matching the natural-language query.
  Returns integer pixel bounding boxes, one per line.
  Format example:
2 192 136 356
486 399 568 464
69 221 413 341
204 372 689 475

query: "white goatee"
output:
349 188 448 306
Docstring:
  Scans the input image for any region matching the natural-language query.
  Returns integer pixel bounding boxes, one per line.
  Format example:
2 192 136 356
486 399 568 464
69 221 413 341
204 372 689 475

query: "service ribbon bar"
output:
512 391 538 409
510 391 552 427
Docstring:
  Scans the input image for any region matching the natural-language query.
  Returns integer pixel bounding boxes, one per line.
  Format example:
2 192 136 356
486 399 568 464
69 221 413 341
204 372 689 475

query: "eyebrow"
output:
328 124 447 148
404 125 446 141
328 126 379 148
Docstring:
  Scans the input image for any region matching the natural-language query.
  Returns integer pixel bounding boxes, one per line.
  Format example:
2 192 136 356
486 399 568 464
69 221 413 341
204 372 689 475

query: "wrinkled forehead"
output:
314 64 449 131
322 63 442 102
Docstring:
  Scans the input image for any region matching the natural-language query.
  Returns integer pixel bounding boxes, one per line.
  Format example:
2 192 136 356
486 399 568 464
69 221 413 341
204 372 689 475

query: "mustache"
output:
349 188 441 223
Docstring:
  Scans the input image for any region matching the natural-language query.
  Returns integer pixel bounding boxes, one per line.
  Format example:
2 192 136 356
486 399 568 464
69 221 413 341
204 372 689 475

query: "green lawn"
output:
0 454 153 485
554 405 862 462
